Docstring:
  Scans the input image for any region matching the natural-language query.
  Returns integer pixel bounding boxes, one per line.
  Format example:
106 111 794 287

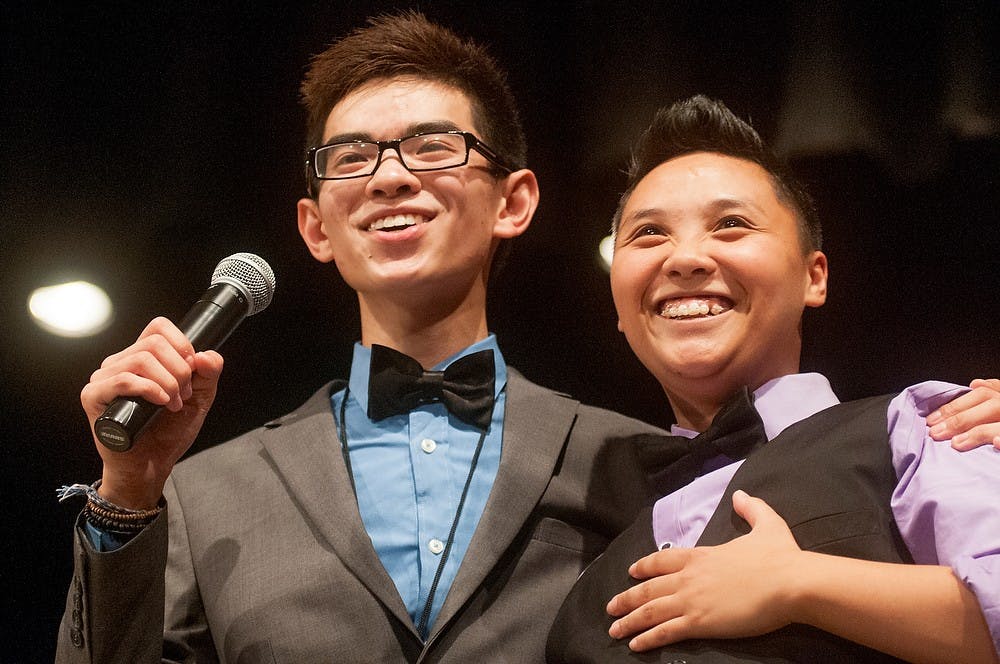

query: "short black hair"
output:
612 95 822 252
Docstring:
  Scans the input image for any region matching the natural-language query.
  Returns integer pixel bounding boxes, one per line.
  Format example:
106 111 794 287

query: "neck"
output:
665 390 729 432
663 365 800 432
357 285 489 368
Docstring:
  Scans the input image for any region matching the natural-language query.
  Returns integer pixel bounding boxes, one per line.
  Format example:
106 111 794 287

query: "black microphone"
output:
94 253 276 452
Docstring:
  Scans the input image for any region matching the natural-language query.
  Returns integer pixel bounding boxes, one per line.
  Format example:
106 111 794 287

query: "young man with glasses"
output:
56 12 668 662
57 13 999 664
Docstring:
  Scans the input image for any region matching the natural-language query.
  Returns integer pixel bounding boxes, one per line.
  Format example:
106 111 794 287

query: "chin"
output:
649 353 743 391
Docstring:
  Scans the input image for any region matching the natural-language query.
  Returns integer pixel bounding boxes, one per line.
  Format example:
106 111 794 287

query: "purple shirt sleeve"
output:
889 380 1000 654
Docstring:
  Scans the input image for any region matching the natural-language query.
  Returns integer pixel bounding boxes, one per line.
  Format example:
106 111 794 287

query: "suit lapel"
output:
256 381 417 637
255 373 581 644
431 369 578 635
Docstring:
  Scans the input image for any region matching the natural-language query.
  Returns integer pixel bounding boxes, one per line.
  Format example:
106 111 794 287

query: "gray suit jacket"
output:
57 369 664 663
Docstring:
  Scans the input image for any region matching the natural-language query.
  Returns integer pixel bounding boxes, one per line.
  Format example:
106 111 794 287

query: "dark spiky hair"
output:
613 95 822 252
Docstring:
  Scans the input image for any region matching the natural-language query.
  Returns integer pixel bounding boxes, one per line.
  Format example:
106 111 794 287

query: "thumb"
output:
732 489 781 530
188 351 224 403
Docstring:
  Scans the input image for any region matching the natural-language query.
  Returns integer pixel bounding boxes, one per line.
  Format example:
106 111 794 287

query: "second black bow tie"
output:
642 387 768 497
367 344 496 430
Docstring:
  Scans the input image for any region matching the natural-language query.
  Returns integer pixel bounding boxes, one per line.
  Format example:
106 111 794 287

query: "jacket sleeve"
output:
55 476 220 663
55 510 169 664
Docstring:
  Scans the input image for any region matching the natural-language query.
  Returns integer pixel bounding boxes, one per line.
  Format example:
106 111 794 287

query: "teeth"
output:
369 214 425 231
660 297 732 319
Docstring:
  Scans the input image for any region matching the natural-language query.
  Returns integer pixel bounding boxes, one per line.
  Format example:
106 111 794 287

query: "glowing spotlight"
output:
28 281 113 337
598 235 615 272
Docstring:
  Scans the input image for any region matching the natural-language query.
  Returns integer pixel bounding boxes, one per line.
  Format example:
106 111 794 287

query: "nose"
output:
365 148 422 198
663 235 715 279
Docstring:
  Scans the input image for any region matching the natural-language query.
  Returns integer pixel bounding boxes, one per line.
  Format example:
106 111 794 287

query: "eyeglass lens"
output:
315 133 468 178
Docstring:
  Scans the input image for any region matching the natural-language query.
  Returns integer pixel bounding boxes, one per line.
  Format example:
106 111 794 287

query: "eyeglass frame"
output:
306 130 515 187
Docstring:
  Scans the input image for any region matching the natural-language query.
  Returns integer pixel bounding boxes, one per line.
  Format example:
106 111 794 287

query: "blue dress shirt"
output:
331 336 507 638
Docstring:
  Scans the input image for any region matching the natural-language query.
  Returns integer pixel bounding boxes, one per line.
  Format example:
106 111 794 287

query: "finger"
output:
191 350 224 387
930 397 1000 441
969 378 1000 391
926 391 981 429
626 616 691 652
93 344 194 410
927 384 999 435
732 489 767 528
732 489 787 531
137 316 196 360
607 573 680 618
81 372 174 421
97 318 196 381
99 327 200 391
950 425 1000 452
183 351 225 410
627 547 688 580
608 594 680 639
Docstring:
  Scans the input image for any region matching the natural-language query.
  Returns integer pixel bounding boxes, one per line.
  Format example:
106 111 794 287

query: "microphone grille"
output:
211 253 276 316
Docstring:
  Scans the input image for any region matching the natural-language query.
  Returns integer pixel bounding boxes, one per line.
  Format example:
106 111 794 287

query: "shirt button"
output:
420 438 437 454
428 538 445 554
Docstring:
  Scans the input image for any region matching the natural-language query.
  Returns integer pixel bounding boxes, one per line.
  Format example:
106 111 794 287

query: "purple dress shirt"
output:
651 373 999 652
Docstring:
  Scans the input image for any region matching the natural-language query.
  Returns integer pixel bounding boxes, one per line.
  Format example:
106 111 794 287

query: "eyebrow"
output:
705 197 766 217
322 120 464 147
620 207 666 229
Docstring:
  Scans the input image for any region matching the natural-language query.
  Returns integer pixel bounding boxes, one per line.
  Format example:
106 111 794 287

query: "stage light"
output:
598 235 615 272
28 281 113 338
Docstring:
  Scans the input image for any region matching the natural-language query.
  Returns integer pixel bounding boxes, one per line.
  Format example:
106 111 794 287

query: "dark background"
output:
2 2 997 660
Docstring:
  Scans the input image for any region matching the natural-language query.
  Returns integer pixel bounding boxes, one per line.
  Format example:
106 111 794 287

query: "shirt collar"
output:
669 372 840 441
347 334 507 414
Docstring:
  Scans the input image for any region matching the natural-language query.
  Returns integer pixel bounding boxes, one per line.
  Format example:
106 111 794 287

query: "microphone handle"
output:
94 283 249 452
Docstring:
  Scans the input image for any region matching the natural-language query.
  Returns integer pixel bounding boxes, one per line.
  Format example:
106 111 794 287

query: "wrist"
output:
57 479 164 535
99 469 164 510
784 551 829 628
84 497 161 534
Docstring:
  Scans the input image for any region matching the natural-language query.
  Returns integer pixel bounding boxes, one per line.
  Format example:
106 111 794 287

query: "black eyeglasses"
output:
307 130 514 181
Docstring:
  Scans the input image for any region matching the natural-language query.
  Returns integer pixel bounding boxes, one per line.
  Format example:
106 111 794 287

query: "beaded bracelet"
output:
83 504 154 533
86 501 160 523
58 480 162 533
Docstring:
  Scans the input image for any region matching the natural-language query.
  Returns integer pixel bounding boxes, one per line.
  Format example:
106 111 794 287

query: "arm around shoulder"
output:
890 381 1000 660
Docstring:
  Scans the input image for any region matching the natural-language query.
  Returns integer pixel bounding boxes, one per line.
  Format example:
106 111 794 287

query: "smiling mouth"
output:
367 213 428 232
659 296 733 319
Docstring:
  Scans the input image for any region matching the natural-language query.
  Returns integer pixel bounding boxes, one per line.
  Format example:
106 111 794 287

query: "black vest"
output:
546 394 912 663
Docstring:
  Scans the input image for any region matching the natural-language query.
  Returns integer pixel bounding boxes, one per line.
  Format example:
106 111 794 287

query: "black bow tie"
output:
367 345 496 430
638 387 768 497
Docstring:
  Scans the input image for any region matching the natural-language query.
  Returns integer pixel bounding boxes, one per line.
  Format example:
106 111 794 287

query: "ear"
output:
492 169 539 239
297 197 336 263
803 250 828 308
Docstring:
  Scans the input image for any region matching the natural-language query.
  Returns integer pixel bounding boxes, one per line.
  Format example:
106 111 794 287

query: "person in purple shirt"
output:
546 96 1000 663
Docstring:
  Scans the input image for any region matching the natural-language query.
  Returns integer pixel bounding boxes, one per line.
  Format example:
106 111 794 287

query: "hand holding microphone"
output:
90 253 276 452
